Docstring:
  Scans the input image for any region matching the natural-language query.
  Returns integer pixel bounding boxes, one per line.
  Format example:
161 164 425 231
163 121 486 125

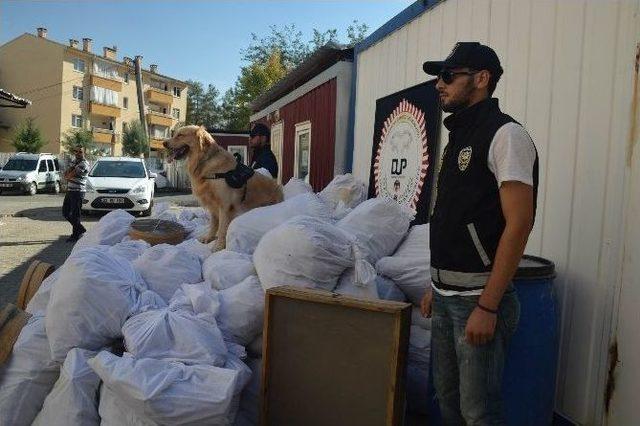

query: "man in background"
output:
249 123 278 179
62 146 89 242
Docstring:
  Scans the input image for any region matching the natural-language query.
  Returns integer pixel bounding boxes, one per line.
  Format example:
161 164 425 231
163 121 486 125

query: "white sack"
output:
72 210 135 253
253 216 355 291
334 267 379 300
177 238 212 262
247 335 263 358
406 328 431 415
375 275 407 302
411 306 432 331
218 276 265 346
203 250 256 291
133 243 202 303
283 177 313 199
254 167 271 177
0 315 61 426
123 285 227 366
46 248 147 361
375 224 430 305
32 349 100 426
25 269 59 315
108 239 151 261
98 385 156 426
235 357 262 426
226 193 331 254
89 351 245 425
337 197 413 264
318 174 367 211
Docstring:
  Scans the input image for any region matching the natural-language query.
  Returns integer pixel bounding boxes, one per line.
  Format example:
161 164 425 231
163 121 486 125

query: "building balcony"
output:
147 110 173 127
90 74 122 92
146 87 173 106
149 137 165 150
89 101 121 118
92 127 118 144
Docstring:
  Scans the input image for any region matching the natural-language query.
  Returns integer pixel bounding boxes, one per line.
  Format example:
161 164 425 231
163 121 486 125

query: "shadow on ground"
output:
13 207 103 222
0 236 75 305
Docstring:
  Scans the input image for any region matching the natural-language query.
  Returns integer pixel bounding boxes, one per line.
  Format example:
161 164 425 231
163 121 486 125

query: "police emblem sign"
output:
368 80 440 225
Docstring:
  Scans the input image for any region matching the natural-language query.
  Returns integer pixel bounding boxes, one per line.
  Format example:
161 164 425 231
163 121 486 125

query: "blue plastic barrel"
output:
423 255 558 425
503 255 558 426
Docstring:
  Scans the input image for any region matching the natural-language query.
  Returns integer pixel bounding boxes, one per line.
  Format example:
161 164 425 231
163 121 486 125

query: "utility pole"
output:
134 55 150 158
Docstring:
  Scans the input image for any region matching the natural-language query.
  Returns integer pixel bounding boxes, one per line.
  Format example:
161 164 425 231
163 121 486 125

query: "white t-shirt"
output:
432 122 537 297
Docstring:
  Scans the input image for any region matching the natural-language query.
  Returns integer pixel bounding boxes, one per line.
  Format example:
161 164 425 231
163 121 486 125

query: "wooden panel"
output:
146 87 173 106
212 135 249 150
93 131 116 144
470 0 491 43
90 74 122 92
488 0 511 101
503 0 531 122
89 102 121 118
404 19 421 87
456 0 473 40
261 287 411 426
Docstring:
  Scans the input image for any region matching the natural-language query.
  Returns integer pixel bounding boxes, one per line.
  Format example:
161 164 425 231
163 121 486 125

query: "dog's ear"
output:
196 125 214 151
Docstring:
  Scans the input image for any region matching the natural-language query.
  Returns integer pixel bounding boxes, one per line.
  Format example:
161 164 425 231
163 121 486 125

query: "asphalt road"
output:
0 190 197 306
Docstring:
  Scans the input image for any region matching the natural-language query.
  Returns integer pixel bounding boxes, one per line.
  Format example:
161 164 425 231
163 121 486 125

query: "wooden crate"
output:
261 286 411 426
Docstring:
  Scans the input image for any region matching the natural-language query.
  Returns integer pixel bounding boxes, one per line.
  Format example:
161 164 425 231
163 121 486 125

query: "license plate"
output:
102 197 125 204
0 183 12 187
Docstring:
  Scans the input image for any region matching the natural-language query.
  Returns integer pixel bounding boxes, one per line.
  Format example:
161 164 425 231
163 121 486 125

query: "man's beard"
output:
439 80 475 113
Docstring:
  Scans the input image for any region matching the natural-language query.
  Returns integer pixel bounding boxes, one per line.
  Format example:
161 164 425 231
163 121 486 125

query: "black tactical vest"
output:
430 98 538 290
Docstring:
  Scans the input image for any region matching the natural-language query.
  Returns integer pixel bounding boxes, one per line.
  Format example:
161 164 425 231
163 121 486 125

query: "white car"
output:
82 157 156 216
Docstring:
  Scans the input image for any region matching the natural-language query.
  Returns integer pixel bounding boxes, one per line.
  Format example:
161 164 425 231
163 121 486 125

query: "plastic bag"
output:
226 193 331 254
32 349 100 426
318 174 367 211
133 244 203 303
203 250 256 291
0 315 61 426
337 197 413 264
46 248 148 361
375 224 429 305
218 276 265 346
72 210 135 254
283 178 313 199
254 216 355 291
375 275 407 302
107 239 151 262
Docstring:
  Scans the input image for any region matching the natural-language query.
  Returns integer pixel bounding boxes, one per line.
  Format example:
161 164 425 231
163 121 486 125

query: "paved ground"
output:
0 190 197 305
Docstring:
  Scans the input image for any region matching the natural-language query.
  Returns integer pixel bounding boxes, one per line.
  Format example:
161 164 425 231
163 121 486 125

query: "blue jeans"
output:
432 289 520 426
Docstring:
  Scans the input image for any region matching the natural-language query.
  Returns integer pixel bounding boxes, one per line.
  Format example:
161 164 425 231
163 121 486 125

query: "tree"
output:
345 20 369 46
61 128 95 156
186 80 223 128
122 120 148 157
12 117 46 153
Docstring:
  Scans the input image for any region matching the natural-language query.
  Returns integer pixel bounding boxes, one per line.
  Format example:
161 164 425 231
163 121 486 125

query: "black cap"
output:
250 123 270 138
423 42 503 78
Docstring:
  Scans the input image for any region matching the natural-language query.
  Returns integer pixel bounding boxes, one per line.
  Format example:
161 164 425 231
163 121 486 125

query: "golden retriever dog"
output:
163 125 283 250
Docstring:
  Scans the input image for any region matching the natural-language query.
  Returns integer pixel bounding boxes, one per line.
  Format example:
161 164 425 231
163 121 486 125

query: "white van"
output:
0 153 62 195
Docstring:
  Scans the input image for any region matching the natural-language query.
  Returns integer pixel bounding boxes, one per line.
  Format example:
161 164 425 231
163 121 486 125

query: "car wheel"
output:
27 182 37 196
52 181 60 194
142 198 154 217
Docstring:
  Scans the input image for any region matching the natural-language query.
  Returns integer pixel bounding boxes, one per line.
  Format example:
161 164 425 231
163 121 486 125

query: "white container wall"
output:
351 1 640 424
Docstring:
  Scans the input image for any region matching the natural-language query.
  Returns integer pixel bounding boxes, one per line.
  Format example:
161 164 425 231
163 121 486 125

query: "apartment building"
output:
0 28 188 157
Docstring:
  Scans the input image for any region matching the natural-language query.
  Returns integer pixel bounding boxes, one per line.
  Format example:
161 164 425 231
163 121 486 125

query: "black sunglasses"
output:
438 69 479 84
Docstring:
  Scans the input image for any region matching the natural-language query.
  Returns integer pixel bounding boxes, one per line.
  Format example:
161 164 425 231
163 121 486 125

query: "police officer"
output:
249 123 278 179
420 42 538 425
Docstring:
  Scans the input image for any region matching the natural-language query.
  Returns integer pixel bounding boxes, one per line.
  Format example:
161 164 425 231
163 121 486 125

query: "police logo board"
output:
368 80 440 225
458 146 472 171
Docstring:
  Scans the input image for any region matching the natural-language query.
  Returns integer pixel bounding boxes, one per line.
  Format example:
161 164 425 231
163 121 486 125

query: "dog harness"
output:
205 163 255 201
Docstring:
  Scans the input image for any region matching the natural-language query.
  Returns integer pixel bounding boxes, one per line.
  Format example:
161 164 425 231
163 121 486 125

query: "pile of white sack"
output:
0 174 433 425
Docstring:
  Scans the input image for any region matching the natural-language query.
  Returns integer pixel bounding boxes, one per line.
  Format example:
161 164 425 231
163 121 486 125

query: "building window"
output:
72 114 83 128
73 57 85 73
173 87 181 97
123 72 129 83
172 108 180 119
72 86 83 100
123 97 128 109
294 121 311 182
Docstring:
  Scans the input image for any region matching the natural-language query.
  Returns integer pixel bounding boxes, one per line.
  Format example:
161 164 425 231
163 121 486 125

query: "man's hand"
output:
465 307 497 345
420 288 433 318
64 167 76 180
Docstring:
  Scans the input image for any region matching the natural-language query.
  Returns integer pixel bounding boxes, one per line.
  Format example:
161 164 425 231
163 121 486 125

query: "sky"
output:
1 0 414 94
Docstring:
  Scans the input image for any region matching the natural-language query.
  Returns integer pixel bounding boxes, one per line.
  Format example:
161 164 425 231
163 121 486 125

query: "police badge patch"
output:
458 146 472 171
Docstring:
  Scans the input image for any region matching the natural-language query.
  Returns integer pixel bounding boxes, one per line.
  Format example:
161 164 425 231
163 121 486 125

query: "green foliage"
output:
122 120 148 157
11 117 46 153
61 128 95 156
185 80 223 128
189 21 370 131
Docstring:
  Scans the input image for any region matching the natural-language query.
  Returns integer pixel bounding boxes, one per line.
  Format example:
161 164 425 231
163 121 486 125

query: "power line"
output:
17 75 86 97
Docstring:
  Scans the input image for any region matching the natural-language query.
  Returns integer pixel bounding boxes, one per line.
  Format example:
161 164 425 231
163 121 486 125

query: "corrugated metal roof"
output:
249 42 353 112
